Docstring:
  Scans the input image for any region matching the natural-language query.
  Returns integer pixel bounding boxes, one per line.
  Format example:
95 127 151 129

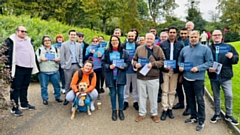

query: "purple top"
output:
15 36 35 68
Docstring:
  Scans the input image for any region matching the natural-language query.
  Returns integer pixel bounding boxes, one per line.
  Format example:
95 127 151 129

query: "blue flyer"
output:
180 62 193 71
113 59 124 67
100 42 107 48
45 54 55 60
164 60 176 68
89 45 99 51
127 49 135 57
138 58 149 66
215 45 230 54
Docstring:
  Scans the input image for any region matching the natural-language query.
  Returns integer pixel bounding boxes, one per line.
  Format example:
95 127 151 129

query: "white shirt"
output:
170 43 174 60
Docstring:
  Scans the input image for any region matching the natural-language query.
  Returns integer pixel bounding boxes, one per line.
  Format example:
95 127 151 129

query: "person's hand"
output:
179 67 183 72
54 58 59 62
97 52 102 57
147 63 152 68
41 57 47 62
165 66 171 71
225 52 233 59
135 63 142 69
209 67 216 73
110 64 115 69
91 50 95 54
118 66 124 69
178 75 183 83
191 67 198 73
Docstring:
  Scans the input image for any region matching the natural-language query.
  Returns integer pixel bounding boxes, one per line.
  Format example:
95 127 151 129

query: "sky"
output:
174 0 219 21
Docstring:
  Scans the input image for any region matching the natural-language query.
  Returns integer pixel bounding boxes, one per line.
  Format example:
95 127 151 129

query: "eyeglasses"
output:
213 34 222 37
92 40 98 42
44 40 51 42
19 30 27 33
111 40 119 42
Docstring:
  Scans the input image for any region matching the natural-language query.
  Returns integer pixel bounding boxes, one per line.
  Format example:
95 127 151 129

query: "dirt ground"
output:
0 83 234 135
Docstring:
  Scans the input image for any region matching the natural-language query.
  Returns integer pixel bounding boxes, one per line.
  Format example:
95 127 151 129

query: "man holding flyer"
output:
132 33 165 123
159 27 183 121
208 30 239 126
178 31 213 131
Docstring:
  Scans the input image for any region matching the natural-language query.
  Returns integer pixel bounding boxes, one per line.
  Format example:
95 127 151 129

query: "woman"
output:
139 37 145 46
36 35 63 105
53 34 66 94
85 37 104 99
131 28 139 43
102 35 130 121
66 59 98 111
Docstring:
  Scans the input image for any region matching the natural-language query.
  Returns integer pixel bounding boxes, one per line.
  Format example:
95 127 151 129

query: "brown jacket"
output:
133 45 165 80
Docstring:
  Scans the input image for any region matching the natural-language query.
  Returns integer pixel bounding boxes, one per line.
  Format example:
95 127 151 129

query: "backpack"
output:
77 69 94 85
36 47 58 72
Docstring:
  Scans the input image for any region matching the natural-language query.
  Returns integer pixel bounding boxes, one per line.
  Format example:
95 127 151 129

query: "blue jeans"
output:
38 72 61 100
109 83 124 110
59 66 65 89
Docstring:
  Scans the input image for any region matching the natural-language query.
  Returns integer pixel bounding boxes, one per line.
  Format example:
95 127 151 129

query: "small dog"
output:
71 82 91 120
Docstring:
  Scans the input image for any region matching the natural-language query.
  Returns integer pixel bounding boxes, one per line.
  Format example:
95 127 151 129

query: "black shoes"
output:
173 103 184 109
63 99 69 105
43 100 48 105
183 108 191 116
11 107 23 117
20 104 36 110
112 110 117 121
100 88 105 93
123 102 129 110
160 110 168 120
119 110 125 120
133 102 139 111
56 99 63 102
168 109 174 119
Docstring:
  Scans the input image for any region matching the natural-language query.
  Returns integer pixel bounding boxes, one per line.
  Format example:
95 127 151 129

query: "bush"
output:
0 42 11 118
0 15 110 49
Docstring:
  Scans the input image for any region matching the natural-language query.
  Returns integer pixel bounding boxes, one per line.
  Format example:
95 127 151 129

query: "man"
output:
160 27 183 120
185 21 194 31
173 28 191 116
122 32 140 111
178 31 213 131
149 28 160 45
4 26 38 116
60 30 83 105
156 32 168 46
113 28 121 38
208 30 239 125
77 32 89 63
133 33 165 123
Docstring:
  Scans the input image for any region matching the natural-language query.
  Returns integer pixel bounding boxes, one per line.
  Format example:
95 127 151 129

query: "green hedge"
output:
0 15 110 49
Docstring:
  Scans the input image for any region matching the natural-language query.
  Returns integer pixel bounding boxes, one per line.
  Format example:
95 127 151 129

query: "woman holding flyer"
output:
102 35 130 121
85 37 104 99
35 35 63 105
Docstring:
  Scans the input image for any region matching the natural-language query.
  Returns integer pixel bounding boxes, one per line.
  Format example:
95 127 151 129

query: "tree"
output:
147 0 178 27
217 0 240 34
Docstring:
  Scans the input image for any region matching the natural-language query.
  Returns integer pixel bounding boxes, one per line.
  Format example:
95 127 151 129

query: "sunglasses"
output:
169 32 176 34
92 40 98 42
150 31 156 32
19 30 27 33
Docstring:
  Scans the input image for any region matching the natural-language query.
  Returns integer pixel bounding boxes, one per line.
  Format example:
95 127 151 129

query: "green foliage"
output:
205 41 240 128
0 15 109 49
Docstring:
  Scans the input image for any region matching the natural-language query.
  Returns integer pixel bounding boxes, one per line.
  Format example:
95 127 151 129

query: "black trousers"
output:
94 69 102 94
100 70 105 88
183 79 205 123
10 66 32 108
176 82 190 108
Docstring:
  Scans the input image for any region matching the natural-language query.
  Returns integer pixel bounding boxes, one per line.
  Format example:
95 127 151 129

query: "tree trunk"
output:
122 16 124 35
102 18 107 33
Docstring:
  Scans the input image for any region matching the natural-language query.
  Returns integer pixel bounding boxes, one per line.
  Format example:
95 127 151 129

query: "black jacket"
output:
82 41 89 63
101 48 130 87
121 41 140 49
208 43 239 81
160 39 183 73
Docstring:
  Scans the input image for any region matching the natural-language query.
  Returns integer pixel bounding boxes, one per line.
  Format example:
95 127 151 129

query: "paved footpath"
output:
0 83 234 135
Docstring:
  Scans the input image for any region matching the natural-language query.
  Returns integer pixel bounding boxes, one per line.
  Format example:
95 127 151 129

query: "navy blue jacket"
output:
207 43 239 81
101 49 130 87
160 39 183 73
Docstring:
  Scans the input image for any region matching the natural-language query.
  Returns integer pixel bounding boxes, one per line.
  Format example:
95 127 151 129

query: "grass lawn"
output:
205 41 240 128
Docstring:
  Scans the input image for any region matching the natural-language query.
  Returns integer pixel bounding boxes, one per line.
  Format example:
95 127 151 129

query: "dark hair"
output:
168 26 178 32
150 27 156 30
181 28 188 31
42 35 51 45
108 35 122 52
131 28 139 41
84 57 94 67
77 32 84 37
68 30 76 35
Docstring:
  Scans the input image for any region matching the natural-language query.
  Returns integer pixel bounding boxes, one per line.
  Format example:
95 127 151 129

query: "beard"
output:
128 39 135 43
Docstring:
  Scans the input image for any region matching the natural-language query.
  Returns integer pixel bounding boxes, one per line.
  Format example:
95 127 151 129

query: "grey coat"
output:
60 40 83 69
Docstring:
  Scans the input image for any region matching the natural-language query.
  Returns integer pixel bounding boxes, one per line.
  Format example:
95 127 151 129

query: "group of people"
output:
4 21 239 132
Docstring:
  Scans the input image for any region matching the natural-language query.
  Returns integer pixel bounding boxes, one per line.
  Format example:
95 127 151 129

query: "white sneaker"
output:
90 101 95 111
61 89 66 94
